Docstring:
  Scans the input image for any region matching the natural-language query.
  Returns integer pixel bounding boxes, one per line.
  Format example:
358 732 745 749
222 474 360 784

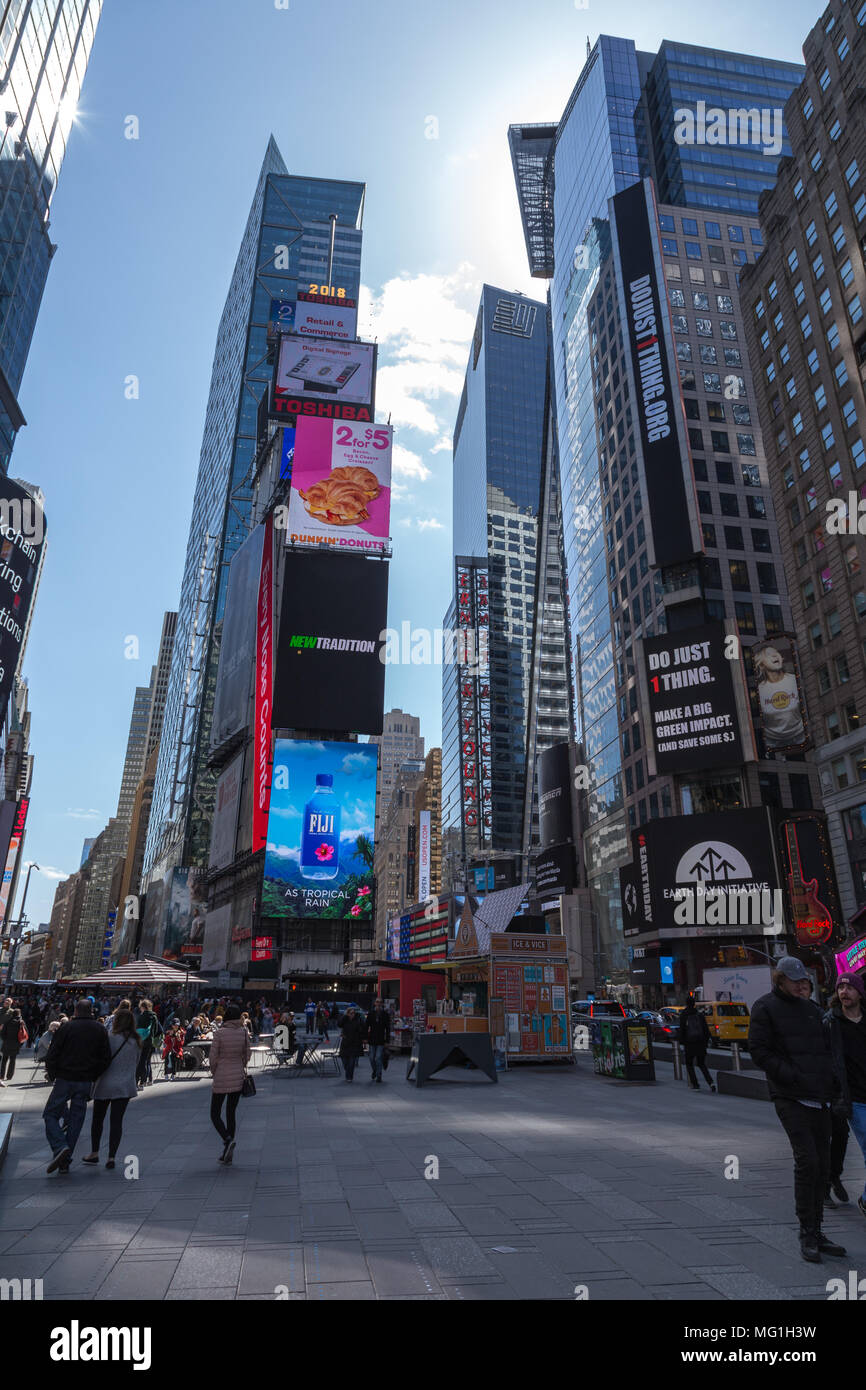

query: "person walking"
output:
304 998 317 1036
0 1007 26 1084
316 1003 330 1042
43 1000 112 1174
208 1004 251 1164
134 1000 162 1089
825 972 866 1218
35 1020 61 1077
749 956 845 1263
82 1009 139 1168
365 998 391 1084
678 997 716 1093
339 1006 365 1081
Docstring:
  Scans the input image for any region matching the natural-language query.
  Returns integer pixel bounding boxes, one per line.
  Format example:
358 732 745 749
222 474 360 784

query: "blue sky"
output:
13 0 819 932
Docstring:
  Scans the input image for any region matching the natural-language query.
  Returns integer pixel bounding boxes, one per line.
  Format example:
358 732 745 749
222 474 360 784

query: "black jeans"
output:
135 1042 153 1085
684 1046 713 1088
343 1052 358 1080
210 1091 241 1142
830 1109 849 1183
91 1097 130 1157
0 1048 18 1079
774 1098 832 1233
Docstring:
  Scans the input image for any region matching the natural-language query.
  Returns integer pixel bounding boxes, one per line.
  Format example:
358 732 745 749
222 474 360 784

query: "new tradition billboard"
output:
273 551 388 734
262 739 377 920
286 417 392 552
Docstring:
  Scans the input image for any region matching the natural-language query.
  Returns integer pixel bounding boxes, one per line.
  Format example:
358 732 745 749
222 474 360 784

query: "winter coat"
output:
749 986 836 1102
365 1009 391 1046
36 1031 56 1062
0 1016 23 1054
134 1010 162 1049
339 1013 366 1058
45 1017 112 1084
92 1029 140 1101
208 1018 251 1094
678 1008 710 1053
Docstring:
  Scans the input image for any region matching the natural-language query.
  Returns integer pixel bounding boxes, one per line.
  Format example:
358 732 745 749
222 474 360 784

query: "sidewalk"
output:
0 1053 863 1301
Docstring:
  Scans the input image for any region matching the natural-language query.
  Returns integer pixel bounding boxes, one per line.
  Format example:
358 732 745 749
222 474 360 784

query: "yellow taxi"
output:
696 1001 750 1047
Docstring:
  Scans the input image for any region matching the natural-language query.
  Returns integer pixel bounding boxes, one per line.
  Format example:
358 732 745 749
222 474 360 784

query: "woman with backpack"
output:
0 1007 26 1084
679 998 717 1093
134 999 162 1089
82 1008 140 1168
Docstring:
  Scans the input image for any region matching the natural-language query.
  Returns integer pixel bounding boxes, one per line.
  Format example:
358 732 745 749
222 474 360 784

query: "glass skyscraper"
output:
0 0 102 470
442 285 571 884
143 139 365 887
510 35 804 985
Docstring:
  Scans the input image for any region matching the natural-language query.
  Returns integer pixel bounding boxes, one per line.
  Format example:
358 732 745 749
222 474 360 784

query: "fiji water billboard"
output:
262 739 377 920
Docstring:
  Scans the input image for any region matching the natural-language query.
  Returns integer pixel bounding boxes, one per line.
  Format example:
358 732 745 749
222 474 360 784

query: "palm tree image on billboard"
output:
262 739 377 920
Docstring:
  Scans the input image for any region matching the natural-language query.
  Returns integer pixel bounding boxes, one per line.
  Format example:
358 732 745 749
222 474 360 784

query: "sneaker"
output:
858 1195 866 1219
82 1154 99 1165
46 1146 71 1174
824 1191 838 1209
817 1233 847 1257
799 1231 821 1263
222 1139 236 1165
376 1076 383 1083
710 1083 717 1093
832 1179 850 1203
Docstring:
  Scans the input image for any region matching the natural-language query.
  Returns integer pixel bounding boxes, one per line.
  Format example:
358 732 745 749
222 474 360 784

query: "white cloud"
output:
66 808 101 820
417 518 444 531
392 444 430 482
32 864 70 881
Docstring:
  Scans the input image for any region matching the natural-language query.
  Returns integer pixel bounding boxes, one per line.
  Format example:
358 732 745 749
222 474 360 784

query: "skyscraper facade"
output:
0 0 102 469
143 140 365 891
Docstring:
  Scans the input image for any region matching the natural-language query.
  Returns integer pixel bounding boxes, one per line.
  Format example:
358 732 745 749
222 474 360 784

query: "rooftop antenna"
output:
586 37 591 58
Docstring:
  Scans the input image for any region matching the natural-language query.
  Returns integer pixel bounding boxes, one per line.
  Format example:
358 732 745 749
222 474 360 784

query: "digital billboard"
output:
293 298 358 341
200 904 231 973
262 739 377 920
418 810 431 903
267 298 295 342
619 860 643 939
533 843 575 898
537 743 573 848
747 634 809 756
286 417 392 552
610 179 702 569
273 551 388 734
279 426 295 481
640 621 753 775
210 525 265 751
272 336 376 423
161 867 207 961
0 477 46 729
776 811 842 945
209 751 244 872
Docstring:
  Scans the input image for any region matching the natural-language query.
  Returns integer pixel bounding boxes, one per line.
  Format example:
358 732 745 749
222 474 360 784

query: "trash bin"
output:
591 1017 655 1082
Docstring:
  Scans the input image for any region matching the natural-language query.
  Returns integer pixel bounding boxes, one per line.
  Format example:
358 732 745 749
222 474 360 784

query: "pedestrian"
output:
315 1002 330 1041
339 1006 365 1082
749 956 845 1263
678 997 716 1093
365 998 391 1084
0 1007 26 1084
162 1022 184 1079
35 1020 61 1076
208 1003 251 1164
304 998 317 1036
240 1011 253 1038
82 1009 139 1168
134 999 163 1088
43 1000 112 1174
824 972 866 1218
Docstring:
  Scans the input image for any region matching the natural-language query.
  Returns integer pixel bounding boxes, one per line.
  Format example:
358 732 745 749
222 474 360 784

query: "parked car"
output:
633 1010 677 1042
659 1006 685 1026
696 1001 750 1048
570 999 627 1020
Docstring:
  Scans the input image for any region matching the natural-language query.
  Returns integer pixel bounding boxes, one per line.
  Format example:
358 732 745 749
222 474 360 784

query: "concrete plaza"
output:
0 1053 864 1301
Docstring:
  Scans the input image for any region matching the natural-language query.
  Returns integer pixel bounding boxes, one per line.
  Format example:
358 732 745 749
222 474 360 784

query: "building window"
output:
836 653 851 684
729 560 750 590
735 601 756 633
819 288 833 316
794 178 804 199
686 242 702 260
845 703 860 734
835 359 849 387
845 158 860 188
825 190 838 219
828 609 842 638
849 294 864 325
738 436 757 458
843 398 858 429
662 238 678 257
806 221 818 247
728 226 745 244
677 341 692 361
725 525 744 549
807 347 819 374
817 664 832 694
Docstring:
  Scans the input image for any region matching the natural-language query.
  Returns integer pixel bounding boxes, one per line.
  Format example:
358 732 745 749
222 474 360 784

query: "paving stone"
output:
528 1232 619 1273
449 1207 522 1237
484 1247 575 1299
238 1247 305 1295
43 1247 124 1297
403 1202 462 1230
170 1245 245 1289
95 1258 180 1300
366 1248 441 1296
308 1281 376 1299
355 1210 415 1241
583 1192 660 1222
594 1238 693 1285
301 1201 353 1229
304 1240 368 1283
420 1236 497 1279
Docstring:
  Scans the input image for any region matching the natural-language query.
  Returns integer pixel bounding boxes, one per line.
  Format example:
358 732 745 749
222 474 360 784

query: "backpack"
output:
685 1013 704 1043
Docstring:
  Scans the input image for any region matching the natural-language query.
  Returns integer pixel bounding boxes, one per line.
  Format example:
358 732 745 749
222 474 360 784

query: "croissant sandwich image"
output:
299 465 381 525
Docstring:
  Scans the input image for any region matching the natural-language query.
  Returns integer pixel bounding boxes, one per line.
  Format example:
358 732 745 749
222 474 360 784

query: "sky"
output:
11 0 821 934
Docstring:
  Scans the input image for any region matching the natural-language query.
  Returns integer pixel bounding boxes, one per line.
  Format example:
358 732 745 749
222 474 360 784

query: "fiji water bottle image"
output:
299 773 341 880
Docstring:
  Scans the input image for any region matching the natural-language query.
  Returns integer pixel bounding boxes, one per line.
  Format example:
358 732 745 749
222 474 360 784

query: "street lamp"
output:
4 862 40 986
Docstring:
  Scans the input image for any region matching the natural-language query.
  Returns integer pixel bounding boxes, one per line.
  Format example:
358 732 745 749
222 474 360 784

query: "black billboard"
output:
611 179 702 569
636 808 779 936
533 843 575 899
620 859 643 938
537 742 573 848
0 477 45 728
641 621 750 775
775 811 843 946
211 526 265 751
273 552 388 734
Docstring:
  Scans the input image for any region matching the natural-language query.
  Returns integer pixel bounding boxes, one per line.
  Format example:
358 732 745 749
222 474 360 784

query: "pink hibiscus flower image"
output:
357 885 371 897
315 844 335 862
350 904 362 917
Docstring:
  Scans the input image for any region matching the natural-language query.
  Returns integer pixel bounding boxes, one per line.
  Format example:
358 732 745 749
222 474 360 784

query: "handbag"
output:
241 1072 256 1098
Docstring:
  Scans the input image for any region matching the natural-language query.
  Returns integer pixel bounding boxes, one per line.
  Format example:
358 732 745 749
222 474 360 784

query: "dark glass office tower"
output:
143 140 365 888
0 0 102 470
510 35 804 991
441 286 571 885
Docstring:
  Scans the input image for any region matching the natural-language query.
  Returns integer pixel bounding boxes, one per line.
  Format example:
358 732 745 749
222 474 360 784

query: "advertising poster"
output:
0 477 46 730
280 427 295 481
162 866 207 960
417 810 431 903
209 751 244 872
641 621 752 774
747 634 809 756
620 859 642 938
537 743 573 847
533 843 575 898
252 514 274 855
210 526 266 752
267 298 295 341
273 551 388 734
273 336 376 422
200 904 232 974
293 298 358 341
776 811 842 945
262 738 377 920
836 934 866 977
287 417 392 552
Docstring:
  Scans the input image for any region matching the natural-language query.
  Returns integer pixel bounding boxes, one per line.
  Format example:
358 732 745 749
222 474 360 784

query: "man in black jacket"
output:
365 1000 391 1084
678 997 716 1092
749 956 845 1263
42 1000 112 1174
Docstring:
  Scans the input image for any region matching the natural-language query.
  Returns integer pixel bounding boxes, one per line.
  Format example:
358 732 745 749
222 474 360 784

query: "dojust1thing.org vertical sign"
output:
611 179 702 570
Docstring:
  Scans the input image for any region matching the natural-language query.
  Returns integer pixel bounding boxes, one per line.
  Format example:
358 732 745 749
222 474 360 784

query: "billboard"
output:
0 477 46 728
537 743 573 848
279 427 295 481
836 934 866 976
747 635 809 756
0 797 28 927
293 297 358 341
272 336 376 424
635 808 780 937
640 621 753 775
273 551 388 735
286 417 392 552
267 297 295 342
776 812 842 945
209 751 244 872
620 860 643 938
161 867 208 961
455 561 492 850
210 525 265 751
418 810 431 903
611 179 702 569
200 904 232 973
262 738 377 920
252 515 274 855
533 843 575 898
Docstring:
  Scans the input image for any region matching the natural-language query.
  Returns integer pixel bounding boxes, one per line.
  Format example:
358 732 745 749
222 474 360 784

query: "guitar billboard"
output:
775 811 842 945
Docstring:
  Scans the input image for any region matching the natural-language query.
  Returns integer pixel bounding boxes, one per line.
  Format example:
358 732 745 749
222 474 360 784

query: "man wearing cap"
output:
824 971 866 1220
749 956 845 1263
